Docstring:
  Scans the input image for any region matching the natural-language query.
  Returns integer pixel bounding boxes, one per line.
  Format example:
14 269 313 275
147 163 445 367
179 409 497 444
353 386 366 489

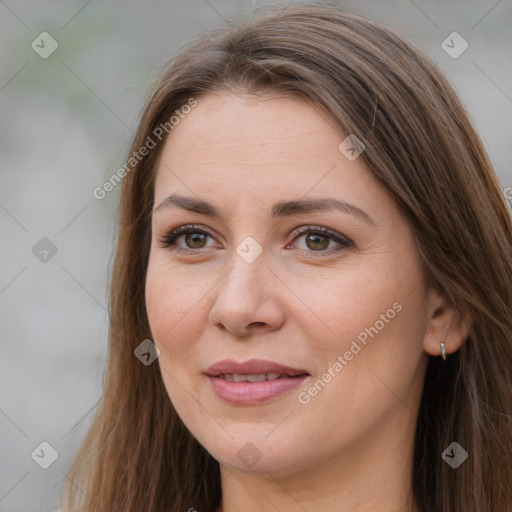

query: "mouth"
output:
204 359 310 405
216 372 304 382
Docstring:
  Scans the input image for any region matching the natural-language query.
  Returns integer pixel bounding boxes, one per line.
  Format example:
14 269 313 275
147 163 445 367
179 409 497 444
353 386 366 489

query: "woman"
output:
61 4 512 511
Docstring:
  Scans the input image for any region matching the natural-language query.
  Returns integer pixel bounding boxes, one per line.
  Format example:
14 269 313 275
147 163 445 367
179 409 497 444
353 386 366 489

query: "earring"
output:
440 341 447 361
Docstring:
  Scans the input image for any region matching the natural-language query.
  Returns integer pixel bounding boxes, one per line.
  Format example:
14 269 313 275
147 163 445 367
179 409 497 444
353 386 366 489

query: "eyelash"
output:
157 224 353 256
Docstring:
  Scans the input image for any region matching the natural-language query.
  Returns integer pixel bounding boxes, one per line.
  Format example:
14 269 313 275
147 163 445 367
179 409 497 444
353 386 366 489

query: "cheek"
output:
291 260 416 354
145 272 238 455
145 261 208 425
291 254 427 403
145 264 201 402
145 258 209 348
296 257 427 415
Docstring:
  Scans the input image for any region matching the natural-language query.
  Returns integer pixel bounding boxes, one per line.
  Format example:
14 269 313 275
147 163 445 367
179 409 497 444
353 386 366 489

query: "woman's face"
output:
145 91 432 476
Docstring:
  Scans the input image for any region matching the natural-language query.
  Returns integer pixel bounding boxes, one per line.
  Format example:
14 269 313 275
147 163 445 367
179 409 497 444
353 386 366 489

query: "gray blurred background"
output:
0 1 510 510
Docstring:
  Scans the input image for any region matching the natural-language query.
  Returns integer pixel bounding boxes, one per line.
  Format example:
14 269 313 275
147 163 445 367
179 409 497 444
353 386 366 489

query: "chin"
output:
195 428 308 475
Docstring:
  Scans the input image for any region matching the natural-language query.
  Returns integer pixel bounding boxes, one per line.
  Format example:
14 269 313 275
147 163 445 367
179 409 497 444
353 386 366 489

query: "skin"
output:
145 91 470 512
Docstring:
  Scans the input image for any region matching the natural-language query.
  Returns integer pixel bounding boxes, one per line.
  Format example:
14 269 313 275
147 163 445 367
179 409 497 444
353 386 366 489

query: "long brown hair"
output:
62 4 512 511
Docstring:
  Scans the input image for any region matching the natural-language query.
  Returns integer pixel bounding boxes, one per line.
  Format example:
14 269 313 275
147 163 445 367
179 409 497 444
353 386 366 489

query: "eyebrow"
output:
153 194 375 225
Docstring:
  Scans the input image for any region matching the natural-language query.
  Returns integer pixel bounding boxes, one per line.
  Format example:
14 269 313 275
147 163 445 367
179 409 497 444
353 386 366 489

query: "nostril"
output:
248 322 266 328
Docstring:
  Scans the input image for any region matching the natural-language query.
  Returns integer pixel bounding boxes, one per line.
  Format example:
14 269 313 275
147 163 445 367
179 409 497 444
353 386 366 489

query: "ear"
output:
423 285 472 358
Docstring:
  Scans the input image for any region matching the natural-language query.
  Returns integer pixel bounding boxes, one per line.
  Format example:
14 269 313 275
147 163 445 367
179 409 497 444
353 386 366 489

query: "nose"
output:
208 252 286 337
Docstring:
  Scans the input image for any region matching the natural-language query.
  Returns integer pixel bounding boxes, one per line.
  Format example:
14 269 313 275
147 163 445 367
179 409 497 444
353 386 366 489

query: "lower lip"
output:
207 375 309 404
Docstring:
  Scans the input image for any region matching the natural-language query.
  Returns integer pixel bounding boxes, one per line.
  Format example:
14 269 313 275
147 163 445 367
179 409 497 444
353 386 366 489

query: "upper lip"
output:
205 359 309 377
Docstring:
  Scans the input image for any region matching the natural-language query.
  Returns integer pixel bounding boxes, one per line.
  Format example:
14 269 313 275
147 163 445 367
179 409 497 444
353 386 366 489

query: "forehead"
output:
159 92 339 161
153 92 388 217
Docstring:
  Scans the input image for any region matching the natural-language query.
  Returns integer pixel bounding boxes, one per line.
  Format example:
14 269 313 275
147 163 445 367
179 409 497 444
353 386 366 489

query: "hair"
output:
62 3 512 511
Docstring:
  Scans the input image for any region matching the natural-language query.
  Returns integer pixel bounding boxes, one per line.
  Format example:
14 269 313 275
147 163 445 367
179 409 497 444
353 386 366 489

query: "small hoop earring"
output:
440 341 447 361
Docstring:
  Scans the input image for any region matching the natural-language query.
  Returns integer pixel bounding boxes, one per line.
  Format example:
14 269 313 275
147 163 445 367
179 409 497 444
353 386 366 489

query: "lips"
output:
219 372 291 382
205 359 310 405
205 358 309 377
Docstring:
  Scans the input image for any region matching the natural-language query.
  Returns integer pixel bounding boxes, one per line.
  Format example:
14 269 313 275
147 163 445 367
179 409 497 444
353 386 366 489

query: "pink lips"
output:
205 358 310 405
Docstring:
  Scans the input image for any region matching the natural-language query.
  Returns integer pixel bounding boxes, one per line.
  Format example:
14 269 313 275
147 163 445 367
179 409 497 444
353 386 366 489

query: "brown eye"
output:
158 225 217 251
304 233 330 251
183 232 208 249
290 226 352 255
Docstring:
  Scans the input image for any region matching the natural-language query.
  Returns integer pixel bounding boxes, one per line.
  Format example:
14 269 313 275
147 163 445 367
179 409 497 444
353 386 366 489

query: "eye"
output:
287 225 352 255
158 224 218 252
158 224 353 256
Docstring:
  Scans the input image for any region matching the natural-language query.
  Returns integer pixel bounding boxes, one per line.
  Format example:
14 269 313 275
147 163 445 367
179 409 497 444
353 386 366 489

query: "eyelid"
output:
158 223 352 254
157 224 217 250
289 225 352 246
